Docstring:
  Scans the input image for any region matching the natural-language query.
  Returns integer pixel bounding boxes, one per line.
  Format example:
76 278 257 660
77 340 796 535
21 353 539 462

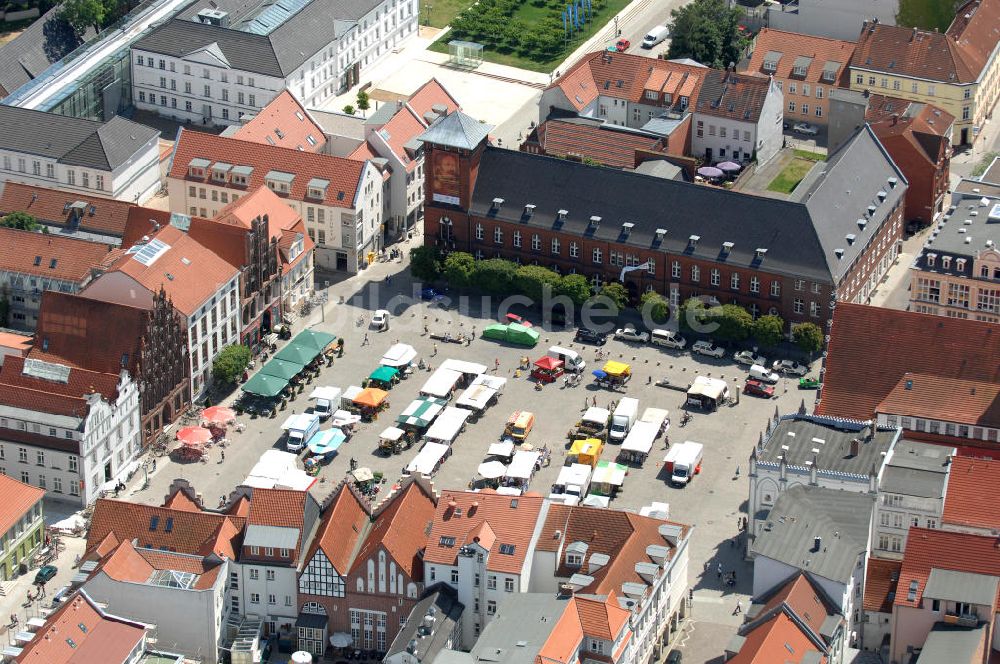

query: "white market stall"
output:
244 450 316 490
342 385 364 409
619 421 660 464
477 460 507 479
500 449 541 494
423 406 471 445
439 359 488 376
404 442 451 477
471 374 506 391
487 440 515 459
455 384 499 415
381 343 418 367
420 368 464 399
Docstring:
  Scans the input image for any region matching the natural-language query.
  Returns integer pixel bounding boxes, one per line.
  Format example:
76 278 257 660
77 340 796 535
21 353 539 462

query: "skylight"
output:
498 544 516 555
149 569 197 589
130 238 171 267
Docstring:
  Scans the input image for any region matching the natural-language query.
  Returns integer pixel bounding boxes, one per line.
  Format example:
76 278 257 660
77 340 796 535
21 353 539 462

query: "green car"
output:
34 564 57 585
798 377 822 389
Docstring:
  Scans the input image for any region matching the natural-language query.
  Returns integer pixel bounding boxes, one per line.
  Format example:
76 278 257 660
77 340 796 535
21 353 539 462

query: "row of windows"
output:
1 468 78 496
0 156 104 189
248 592 292 606
135 56 257 88
0 422 77 443
778 81 824 99
137 92 245 120
787 101 823 118
884 415 999 442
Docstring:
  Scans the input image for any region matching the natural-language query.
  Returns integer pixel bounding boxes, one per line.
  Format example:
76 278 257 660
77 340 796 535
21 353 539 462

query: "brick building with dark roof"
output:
422 115 905 330
520 117 687 172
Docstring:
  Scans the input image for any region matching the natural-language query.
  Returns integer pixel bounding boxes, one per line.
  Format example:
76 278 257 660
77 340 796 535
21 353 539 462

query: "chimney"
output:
813 536 822 552
891 113 898 126
849 438 860 457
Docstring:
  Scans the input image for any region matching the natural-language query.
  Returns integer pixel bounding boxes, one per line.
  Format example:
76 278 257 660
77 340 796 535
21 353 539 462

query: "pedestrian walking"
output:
221 450 225 462
592 396 597 407
734 601 742 615
363 334 369 346
495 358 500 371
717 563 722 578
433 344 438 356
152 458 157 471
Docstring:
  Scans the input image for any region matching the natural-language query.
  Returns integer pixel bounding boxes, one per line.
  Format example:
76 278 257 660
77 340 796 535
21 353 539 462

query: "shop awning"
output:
397 397 447 428
354 387 389 408
275 342 320 365
294 329 337 351
261 358 303 380
307 429 346 456
369 366 399 383
242 372 287 397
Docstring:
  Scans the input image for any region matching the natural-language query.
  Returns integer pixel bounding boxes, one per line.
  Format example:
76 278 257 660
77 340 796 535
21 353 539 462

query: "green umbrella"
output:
242 373 288 397
275 342 320 365
294 329 337 351
261 358 303 380
370 366 399 383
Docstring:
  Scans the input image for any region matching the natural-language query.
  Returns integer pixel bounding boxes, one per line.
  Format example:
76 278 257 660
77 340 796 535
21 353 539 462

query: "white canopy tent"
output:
440 359 488 375
308 386 342 401
487 440 515 457
456 384 498 412
381 343 418 367
505 450 540 480
621 421 659 456
405 442 450 476
471 374 506 391
581 407 610 427
423 406 471 443
420 368 463 399
477 460 507 479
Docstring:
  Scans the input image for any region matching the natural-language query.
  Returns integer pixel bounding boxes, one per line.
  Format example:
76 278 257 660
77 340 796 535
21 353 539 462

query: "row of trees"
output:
60 0 140 34
678 298 823 353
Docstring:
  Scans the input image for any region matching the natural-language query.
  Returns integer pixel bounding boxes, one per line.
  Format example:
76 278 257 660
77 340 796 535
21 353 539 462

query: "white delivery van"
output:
281 413 320 453
650 329 686 349
663 441 704 486
548 463 593 505
642 25 669 48
308 386 342 420
749 364 781 384
609 397 639 442
547 346 586 373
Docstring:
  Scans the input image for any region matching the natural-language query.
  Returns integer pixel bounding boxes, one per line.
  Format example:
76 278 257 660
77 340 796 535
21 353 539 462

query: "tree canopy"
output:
514 265 560 303
639 290 669 324
554 274 592 306
213 344 251 384
752 314 785 348
666 0 745 69
409 246 442 282
594 282 628 311
61 0 110 34
0 212 38 231
792 322 824 355
707 303 753 342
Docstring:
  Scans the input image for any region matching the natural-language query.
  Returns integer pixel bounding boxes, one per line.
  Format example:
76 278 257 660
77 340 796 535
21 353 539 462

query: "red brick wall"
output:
836 200 903 305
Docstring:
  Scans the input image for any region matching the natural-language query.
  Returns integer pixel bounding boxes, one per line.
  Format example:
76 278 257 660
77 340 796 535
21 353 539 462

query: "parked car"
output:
651 329 686 349
691 340 725 358
614 325 650 343
793 122 819 136
734 350 767 367
665 650 683 664
773 359 809 376
371 310 390 331
743 378 775 398
615 38 631 51
34 565 57 585
575 327 607 345
505 313 533 327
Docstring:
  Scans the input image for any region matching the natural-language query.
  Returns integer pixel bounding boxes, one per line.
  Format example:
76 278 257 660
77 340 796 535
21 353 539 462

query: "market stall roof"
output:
420 368 463 398
478 460 506 479
424 406 471 442
582 407 610 424
261 358 303 380
592 460 628 486
379 426 406 441
309 386 342 401
603 360 631 376
621 421 659 455
405 442 449 475
244 449 316 490
307 429 346 456
397 397 448 428
471 374 507 390
275 342 320 365
381 343 417 367
570 438 603 457
582 494 610 508
687 375 728 399
487 440 515 457
330 410 361 427
242 372 287 397
439 359 488 375
294 329 337 350
505 450 540 479
351 467 374 482
533 356 563 371
342 385 364 401
354 387 389 408
456 384 497 411
482 324 508 341
506 323 540 346
369 366 399 383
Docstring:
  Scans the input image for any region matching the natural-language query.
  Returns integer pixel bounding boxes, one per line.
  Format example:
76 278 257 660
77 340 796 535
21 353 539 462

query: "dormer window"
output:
722 241 734 254
956 258 966 272
491 197 504 211
621 222 634 238
188 157 210 178
755 248 768 260
654 228 667 242
211 162 232 182
566 552 583 567
307 177 329 200
589 216 601 228
524 204 536 218
688 235 700 246
679 96 689 109
941 256 951 269
265 170 294 193
230 165 253 186
926 253 936 267
557 209 568 222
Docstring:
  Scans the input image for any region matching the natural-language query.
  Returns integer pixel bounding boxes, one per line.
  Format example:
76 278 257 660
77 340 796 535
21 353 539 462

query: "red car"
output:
505 313 533 327
616 39 630 51
743 378 775 398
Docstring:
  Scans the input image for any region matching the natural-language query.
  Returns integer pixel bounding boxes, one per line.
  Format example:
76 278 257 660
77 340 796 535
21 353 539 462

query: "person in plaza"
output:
717 563 723 578
734 600 742 615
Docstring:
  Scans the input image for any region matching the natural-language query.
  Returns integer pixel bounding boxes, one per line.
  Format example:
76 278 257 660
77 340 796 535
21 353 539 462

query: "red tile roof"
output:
372 104 426 172
86 497 245 560
532 119 667 169
0 473 43 537
878 373 1000 428
169 128 365 209
0 354 120 418
574 595 629 640
234 90 326 153
853 0 1000 86
695 69 773 121
0 226 112 284
0 182 136 238
351 479 437 579
743 29 855 87
895 527 1000 608
98 539 222 589
864 557 902 613
424 490 544 575
549 51 707 110
815 304 1000 421
0 331 31 355
112 224 239 316
535 504 690 596
406 78 461 120
728 612 827 664
248 487 306 529
14 591 147 664
942 456 1000 531
758 573 838 636
303 483 370 575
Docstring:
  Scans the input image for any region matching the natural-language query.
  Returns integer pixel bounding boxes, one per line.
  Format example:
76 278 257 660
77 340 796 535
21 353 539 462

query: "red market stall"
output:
531 356 564 383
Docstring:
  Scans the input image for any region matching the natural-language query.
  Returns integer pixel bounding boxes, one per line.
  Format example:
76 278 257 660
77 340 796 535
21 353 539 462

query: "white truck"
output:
549 463 593 505
663 441 703 486
280 413 321 453
609 397 639 442
308 386 341 420
639 407 669 434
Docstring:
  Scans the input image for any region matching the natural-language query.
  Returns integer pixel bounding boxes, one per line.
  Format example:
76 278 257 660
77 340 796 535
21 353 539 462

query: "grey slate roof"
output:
880 440 951 498
467 594 569 664
694 69 772 122
634 159 683 180
751 485 875 585
757 414 898 476
0 107 158 170
915 623 988 664
134 20 282 77
918 195 1000 262
0 5 94 97
922 569 999 607
460 127 903 284
243 524 299 549
387 585 463 661
419 111 493 151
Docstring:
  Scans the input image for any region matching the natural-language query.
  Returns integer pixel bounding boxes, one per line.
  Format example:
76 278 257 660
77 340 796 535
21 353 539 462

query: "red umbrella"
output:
202 406 236 425
177 426 212 445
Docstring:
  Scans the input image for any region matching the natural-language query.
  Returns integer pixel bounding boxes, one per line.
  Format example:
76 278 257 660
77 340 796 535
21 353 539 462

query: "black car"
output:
665 650 682 664
574 327 607 345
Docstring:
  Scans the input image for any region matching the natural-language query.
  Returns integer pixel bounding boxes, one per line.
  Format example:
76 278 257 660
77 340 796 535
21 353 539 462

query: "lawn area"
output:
895 0 954 32
767 158 816 194
793 149 825 162
429 0 632 72
424 0 477 29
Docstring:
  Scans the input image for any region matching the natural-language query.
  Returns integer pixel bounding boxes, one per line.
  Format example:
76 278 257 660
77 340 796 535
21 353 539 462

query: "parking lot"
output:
134 255 815 662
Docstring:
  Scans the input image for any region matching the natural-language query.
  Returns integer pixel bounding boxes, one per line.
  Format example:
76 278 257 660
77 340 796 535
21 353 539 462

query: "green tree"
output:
594 282 628 311
342 104 356 115
409 246 442 282
212 344 251 385
0 211 38 231
666 0 744 69
475 258 518 294
752 314 785 348
61 0 109 33
792 322 824 355
442 251 476 289
677 297 707 334
554 274 592 306
705 304 752 342
639 290 669 324
356 90 371 113
514 265 560 303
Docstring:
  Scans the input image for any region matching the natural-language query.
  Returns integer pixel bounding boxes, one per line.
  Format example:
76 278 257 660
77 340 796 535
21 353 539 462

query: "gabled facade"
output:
0 473 44 582
692 69 783 165
297 478 438 658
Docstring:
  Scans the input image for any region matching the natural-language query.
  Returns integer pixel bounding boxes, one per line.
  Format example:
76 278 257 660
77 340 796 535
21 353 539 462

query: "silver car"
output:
772 359 808 376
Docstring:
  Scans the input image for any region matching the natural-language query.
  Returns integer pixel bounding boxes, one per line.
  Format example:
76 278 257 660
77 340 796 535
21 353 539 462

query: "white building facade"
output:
692 74 783 165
